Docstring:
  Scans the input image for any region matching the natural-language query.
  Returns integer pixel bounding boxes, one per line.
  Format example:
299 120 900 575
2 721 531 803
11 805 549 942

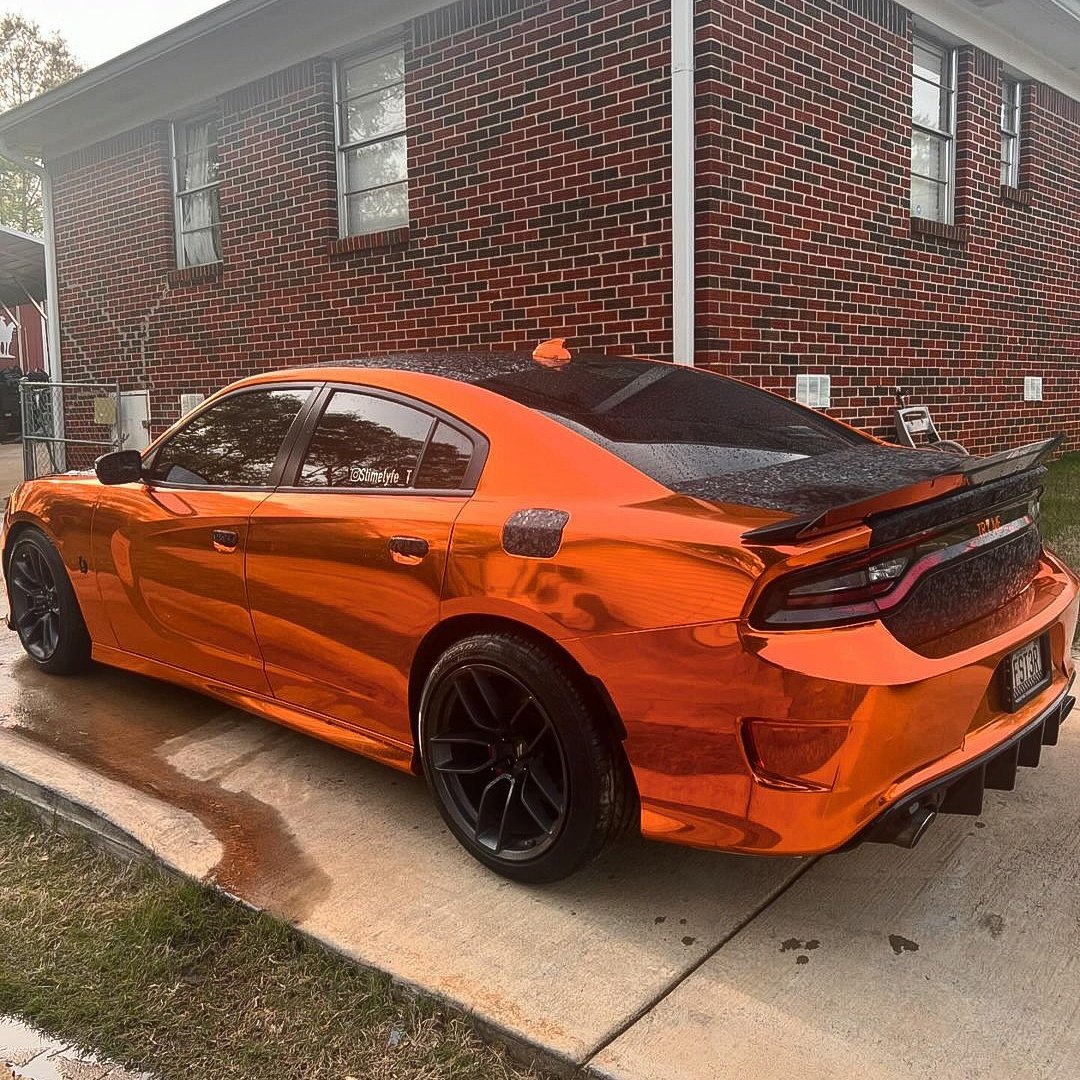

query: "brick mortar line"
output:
578 856 823 1073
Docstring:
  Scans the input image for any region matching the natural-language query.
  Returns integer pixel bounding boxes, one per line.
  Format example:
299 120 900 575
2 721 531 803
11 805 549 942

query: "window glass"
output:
337 45 408 237
415 423 473 489
299 391 434 488
1000 77 1022 187
148 388 311 487
478 358 870 488
173 116 222 268
910 36 955 224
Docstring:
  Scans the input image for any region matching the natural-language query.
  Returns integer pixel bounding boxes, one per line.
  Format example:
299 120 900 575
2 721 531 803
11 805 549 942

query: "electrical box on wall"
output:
179 393 205 417
1024 376 1043 402
795 374 831 409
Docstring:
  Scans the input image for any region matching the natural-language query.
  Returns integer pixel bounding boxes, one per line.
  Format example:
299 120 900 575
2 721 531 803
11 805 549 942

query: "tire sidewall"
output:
419 633 616 883
8 528 90 675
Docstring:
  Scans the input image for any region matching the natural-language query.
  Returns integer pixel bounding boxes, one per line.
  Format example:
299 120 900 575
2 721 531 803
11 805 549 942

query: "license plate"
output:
1003 635 1050 711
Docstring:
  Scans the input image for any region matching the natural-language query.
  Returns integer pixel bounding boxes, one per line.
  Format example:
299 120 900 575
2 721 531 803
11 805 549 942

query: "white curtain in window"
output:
179 121 220 266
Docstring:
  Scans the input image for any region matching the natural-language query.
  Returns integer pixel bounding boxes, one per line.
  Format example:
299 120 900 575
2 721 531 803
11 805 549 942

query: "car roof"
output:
288 349 664 386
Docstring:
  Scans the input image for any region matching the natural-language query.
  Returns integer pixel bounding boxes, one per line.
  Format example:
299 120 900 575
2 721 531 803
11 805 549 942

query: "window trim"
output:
1000 75 1023 188
910 36 958 226
278 382 489 495
171 112 224 269
333 40 409 239
142 383 320 491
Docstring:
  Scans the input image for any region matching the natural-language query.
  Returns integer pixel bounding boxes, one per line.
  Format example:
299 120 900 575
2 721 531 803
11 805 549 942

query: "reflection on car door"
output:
245 387 480 744
92 385 314 692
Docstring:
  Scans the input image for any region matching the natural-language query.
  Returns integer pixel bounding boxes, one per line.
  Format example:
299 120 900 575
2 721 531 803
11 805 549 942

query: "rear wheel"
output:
419 631 633 883
7 529 91 674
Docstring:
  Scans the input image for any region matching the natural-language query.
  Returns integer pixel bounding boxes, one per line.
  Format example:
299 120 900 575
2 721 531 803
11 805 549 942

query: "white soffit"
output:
0 0 446 159
906 0 1080 99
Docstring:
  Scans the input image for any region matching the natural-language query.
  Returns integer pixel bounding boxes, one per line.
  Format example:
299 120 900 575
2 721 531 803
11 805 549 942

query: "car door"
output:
245 384 485 744
92 383 317 692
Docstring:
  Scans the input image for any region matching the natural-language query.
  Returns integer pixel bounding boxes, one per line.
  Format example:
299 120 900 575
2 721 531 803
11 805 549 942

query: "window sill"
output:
168 262 223 287
1000 185 1033 207
328 227 410 256
910 217 968 245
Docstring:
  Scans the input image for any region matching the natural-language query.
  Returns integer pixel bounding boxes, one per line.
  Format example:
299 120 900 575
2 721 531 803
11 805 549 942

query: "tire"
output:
419 631 634 883
7 528 91 675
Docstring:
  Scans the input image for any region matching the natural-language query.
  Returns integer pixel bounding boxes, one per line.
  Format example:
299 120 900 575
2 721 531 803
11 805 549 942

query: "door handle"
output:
388 536 429 565
212 529 239 553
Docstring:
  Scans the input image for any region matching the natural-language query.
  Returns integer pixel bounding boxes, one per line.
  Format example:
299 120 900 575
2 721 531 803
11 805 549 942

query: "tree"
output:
0 14 81 234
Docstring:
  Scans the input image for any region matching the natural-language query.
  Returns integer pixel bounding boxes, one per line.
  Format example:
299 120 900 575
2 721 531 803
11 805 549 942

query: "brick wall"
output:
50 0 673 438
46 0 1080 452
697 0 1080 455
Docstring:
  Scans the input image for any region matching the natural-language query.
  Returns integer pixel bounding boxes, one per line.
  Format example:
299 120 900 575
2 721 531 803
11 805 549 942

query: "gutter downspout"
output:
671 0 695 365
0 139 62 383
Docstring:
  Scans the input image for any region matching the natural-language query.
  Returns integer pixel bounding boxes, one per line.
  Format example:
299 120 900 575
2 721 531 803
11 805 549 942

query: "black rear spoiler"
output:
741 436 1061 545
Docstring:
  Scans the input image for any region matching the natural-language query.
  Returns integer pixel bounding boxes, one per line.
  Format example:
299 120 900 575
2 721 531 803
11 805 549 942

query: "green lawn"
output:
1041 452 1080 571
0 798 549 1080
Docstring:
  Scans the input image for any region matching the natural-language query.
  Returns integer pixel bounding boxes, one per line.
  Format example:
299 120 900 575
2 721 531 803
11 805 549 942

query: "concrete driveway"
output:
0 622 1077 1079
0 442 22 500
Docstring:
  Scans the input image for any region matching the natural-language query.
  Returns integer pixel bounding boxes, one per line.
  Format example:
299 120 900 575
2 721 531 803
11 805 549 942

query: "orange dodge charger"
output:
4 347 1076 881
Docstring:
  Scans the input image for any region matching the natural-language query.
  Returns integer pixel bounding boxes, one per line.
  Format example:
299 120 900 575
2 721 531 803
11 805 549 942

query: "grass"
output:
1041 452 1080 571
0 797 551 1080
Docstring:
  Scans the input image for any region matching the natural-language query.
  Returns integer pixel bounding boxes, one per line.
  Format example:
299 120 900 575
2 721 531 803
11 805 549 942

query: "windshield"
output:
478 358 871 488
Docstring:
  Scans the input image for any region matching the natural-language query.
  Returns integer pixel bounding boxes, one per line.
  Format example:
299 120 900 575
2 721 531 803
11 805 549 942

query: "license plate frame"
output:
1001 633 1051 712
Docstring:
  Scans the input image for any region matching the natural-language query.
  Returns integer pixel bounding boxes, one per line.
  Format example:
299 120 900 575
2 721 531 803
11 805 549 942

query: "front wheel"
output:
419 631 634 883
7 529 91 674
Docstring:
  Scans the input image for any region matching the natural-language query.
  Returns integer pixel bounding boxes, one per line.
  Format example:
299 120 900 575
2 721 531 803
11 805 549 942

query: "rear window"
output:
477 358 870 488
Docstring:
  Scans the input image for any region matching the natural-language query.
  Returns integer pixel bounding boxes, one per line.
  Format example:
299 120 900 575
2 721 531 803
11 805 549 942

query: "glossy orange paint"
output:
2 359 1076 860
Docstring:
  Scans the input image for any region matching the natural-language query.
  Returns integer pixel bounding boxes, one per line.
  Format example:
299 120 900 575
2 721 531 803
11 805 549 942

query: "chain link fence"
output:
20 380 124 481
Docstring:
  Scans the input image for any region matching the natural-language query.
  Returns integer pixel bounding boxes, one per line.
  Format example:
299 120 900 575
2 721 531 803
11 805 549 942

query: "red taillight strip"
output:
763 514 1035 628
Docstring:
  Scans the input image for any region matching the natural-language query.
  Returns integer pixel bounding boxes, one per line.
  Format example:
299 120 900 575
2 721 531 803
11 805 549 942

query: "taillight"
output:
755 547 916 627
785 553 908 607
752 502 1036 630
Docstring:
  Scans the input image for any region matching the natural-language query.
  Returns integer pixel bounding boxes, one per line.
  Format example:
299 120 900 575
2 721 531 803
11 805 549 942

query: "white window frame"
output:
334 41 409 238
1001 76 1023 188
170 114 222 269
910 36 957 225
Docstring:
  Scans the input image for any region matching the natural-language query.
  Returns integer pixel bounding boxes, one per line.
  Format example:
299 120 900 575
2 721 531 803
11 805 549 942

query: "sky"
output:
9 1 226 69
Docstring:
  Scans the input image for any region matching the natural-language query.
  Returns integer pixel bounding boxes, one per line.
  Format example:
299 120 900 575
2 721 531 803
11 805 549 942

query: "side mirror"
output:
95 449 144 485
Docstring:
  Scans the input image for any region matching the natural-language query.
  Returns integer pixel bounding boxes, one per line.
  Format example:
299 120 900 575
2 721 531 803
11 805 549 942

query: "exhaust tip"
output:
900 807 937 848
869 802 938 849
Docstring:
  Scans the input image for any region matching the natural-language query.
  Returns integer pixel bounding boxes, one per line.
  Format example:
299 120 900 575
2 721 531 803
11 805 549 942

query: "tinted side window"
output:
148 388 311 487
414 422 473 489
299 391 434 488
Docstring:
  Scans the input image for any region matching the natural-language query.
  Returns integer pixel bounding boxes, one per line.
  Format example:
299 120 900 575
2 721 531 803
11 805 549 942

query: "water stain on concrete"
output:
888 934 920 955
0 647 332 924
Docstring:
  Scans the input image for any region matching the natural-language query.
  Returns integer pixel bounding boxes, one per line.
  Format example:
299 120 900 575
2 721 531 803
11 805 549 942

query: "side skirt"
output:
91 643 416 774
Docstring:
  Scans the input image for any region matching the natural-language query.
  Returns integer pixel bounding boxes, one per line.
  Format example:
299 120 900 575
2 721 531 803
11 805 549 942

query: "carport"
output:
0 225 47 371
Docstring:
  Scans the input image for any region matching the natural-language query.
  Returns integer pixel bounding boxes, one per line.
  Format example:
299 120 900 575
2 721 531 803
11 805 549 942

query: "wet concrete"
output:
1 1013 147 1079
2 590 1079 1076
0 614 804 1064
0 638 332 921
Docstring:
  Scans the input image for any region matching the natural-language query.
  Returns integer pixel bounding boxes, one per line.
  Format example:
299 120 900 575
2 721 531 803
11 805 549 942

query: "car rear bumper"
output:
850 679 1074 850
565 549 1080 856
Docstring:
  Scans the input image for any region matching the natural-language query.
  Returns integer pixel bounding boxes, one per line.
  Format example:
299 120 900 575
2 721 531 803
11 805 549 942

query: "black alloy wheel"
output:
7 530 91 674
420 631 635 883
9 539 61 661
425 663 570 861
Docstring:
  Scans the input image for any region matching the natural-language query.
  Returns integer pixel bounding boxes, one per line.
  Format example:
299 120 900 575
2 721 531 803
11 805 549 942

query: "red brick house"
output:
0 0 1077 453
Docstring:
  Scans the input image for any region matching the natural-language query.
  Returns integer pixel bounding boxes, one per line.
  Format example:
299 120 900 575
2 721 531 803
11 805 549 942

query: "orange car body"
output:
4 355 1076 856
